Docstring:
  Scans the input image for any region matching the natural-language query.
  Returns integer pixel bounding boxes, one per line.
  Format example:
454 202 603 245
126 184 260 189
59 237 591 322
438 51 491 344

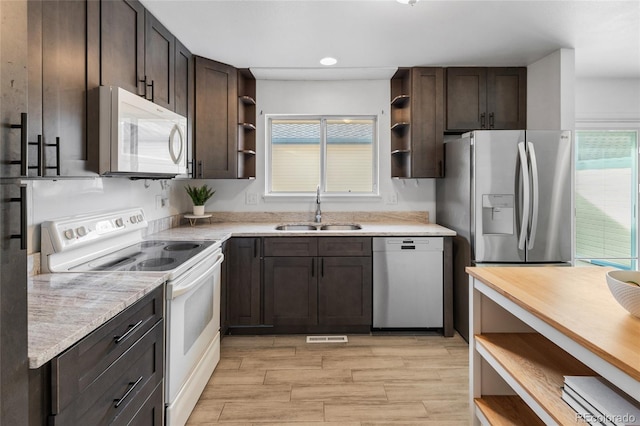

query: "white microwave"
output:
89 86 188 178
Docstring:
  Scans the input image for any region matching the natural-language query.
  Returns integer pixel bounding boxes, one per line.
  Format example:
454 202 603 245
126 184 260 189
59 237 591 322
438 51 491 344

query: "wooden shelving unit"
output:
468 267 640 426
390 68 411 178
389 67 444 178
475 396 545 426
475 333 594 425
237 68 256 179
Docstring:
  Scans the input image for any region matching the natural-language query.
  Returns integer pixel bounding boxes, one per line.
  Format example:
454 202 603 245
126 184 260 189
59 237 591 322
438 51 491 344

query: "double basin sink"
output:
275 224 362 231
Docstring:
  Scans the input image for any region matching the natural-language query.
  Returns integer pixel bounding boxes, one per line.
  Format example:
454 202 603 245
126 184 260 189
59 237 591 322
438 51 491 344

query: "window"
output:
575 130 638 270
267 116 377 195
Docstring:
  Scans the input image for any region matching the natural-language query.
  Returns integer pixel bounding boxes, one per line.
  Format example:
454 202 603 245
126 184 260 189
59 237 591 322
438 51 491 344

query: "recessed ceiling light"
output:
320 57 338 66
397 0 419 5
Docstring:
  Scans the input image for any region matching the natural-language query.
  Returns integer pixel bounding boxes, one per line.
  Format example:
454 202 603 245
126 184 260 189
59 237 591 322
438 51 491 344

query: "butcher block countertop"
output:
466 266 640 382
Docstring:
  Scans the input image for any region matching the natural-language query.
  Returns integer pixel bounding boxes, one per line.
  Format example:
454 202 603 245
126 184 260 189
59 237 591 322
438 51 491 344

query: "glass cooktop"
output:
70 240 216 272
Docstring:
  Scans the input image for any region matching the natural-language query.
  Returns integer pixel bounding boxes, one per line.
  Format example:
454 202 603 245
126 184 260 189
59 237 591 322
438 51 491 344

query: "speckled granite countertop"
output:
29 212 455 369
28 272 166 368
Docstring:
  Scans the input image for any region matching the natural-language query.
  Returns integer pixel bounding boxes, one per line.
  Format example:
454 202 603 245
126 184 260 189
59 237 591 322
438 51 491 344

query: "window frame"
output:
264 114 380 199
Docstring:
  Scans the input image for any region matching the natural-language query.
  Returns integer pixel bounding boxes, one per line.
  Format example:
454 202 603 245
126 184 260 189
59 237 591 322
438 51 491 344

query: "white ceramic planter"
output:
192 205 205 216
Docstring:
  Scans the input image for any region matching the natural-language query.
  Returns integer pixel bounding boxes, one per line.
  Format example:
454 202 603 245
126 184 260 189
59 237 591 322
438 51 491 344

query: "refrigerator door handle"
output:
517 142 530 250
527 142 540 250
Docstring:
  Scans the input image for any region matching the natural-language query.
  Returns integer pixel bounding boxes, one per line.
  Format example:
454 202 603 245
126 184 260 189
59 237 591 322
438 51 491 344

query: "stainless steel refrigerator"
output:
436 130 572 341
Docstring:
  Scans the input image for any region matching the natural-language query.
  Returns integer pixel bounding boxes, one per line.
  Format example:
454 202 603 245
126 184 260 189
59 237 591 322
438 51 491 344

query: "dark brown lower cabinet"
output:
262 237 373 329
318 257 372 326
29 286 164 426
226 237 262 327
264 257 318 326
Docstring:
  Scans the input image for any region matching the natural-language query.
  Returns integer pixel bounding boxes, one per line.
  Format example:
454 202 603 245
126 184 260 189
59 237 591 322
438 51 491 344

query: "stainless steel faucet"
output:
315 185 322 223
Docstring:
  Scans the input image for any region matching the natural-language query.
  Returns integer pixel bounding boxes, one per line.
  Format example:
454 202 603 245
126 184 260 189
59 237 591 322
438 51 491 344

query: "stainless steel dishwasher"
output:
373 237 443 328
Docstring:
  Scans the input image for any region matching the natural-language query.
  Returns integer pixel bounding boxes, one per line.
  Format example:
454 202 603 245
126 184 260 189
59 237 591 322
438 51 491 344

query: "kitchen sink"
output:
274 223 362 231
275 224 318 231
320 224 362 230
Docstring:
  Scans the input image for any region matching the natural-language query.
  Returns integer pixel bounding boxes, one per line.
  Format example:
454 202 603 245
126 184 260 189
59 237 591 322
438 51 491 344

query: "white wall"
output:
527 48 575 130
575 77 640 126
186 79 435 217
27 177 179 253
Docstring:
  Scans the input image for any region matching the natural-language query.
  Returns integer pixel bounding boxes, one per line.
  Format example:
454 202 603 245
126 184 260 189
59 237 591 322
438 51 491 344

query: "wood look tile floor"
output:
187 334 470 425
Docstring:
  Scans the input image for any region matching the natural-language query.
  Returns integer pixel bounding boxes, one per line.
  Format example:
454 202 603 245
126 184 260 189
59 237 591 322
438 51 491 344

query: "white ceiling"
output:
141 0 640 80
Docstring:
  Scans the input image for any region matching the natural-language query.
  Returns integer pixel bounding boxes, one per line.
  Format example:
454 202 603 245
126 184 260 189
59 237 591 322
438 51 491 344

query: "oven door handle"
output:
167 252 224 299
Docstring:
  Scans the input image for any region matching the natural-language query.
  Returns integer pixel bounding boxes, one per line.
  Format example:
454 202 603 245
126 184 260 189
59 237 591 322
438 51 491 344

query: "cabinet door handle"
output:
114 320 143 344
321 258 324 277
44 137 61 176
480 113 486 129
489 112 495 129
26 135 44 176
113 376 143 408
148 80 155 102
253 239 258 258
9 112 28 176
311 258 315 277
9 186 27 250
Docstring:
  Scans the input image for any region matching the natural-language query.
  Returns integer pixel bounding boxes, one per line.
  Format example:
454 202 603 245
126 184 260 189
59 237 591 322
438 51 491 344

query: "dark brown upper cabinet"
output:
390 67 444 178
144 10 175 110
445 67 526 132
22 0 97 177
194 56 238 179
100 0 178 110
99 0 145 97
237 68 256 179
175 40 194 174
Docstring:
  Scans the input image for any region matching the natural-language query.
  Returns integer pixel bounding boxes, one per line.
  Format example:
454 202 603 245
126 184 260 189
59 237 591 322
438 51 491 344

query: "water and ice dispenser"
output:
482 194 514 235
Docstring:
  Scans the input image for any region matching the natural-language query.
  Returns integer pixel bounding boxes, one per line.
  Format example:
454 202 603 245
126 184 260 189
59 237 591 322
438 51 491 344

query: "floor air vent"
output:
306 335 348 344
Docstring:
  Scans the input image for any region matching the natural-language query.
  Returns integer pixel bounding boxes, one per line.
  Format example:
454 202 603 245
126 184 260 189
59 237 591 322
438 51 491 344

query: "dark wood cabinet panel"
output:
237 68 256 179
445 67 487 131
318 237 371 257
100 0 145 96
446 67 526 131
318 257 372 326
194 56 237 178
174 39 193 175
264 237 318 257
116 382 163 426
144 10 174 110
390 67 444 178
264 257 318 326
226 238 261 326
486 68 527 130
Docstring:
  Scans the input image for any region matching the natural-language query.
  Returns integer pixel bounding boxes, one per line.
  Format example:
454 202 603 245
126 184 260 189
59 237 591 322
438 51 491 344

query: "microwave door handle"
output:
517 142 530 251
168 124 184 164
527 142 539 250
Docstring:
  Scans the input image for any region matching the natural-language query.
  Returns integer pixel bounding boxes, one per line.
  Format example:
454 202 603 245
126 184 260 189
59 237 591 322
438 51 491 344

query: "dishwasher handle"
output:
401 245 416 250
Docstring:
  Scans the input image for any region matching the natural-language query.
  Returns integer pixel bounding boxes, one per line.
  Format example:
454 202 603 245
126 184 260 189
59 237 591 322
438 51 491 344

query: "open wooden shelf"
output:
238 149 256 155
475 333 595 425
239 95 256 105
391 149 411 155
390 122 410 131
475 396 545 426
391 94 410 107
239 122 256 130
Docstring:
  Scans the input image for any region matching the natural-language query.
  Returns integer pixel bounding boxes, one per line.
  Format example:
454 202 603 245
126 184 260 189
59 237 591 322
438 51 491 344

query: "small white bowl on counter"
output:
606 270 640 318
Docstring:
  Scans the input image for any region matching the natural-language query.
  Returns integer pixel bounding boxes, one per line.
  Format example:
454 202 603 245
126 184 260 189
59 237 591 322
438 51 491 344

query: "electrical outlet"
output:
245 192 258 205
386 192 398 205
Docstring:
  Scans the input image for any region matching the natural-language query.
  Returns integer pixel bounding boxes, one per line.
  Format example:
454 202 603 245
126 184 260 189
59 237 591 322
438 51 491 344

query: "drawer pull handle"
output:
114 376 143 408
114 320 143 344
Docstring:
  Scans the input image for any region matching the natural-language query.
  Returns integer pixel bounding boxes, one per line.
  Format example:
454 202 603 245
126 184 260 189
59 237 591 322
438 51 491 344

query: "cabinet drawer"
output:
52 285 163 414
53 319 164 425
264 237 318 257
318 237 372 257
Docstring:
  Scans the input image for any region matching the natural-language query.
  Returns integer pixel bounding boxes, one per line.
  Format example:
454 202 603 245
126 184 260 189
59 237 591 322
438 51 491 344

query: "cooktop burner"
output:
164 243 201 251
69 240 216 273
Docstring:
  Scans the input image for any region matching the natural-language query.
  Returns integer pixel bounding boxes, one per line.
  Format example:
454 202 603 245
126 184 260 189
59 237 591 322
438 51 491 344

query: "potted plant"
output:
185 184 215 216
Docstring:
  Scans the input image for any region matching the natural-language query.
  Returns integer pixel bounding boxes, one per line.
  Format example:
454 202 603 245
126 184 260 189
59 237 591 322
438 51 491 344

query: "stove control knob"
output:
115 218 124 227
76 226 88 237
136 214 143 222
130 216 138 224
64 229 76 240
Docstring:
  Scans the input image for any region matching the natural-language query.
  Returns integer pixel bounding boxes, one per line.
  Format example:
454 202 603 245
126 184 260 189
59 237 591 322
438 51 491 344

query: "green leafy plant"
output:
185 184 215 206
